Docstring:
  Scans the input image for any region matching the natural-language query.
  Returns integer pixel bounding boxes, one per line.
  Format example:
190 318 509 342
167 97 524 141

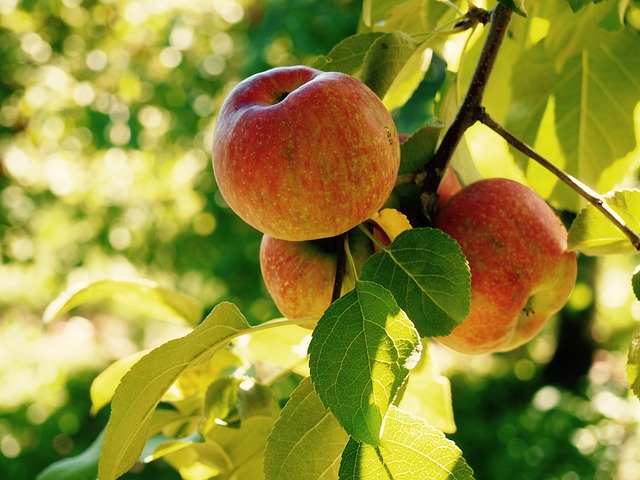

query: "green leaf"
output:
311 32 385 74
398 122 443 175
90 350 149 415
395 342 456 433
98 302 251 480
339 406 475 479
633 265 640 301
360 31 419 99
507 27 640 210
360 228 470 338
43 278 203 327
567 189 640 255
308 281 421 446
36 428 105 480
264 377 349 480
627 323 640 401
498 0 526 16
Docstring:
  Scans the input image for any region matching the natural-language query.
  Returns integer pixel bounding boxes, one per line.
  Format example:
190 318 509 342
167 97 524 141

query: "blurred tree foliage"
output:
0 0 358 478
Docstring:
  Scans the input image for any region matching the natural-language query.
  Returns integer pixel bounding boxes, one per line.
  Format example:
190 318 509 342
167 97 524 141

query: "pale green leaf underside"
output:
361 31 419 99
396 343 456 434
311 32 385 74
507 28 640 211
339 406 474 480
264 377 349 480
360 228 470 338
627 324 640 401
567 189 640 255
98 302 251 480
308 281 421 446
43 278 203 327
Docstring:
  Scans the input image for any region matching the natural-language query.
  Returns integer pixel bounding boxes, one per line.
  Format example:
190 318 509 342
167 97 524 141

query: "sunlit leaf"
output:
507 28 640 211
360 31 419 99
36 428 105 480
232 322 311 376
567 189 640 255
90 350 149 415
339 406 474 479
395 343 456 433
627 324 640 400
311 32 385 74
264 377 349 480
43 278 203 327
98 302 251 480
383 41 433 112
308 281 421 445
202 416 276 479
360 228 470 338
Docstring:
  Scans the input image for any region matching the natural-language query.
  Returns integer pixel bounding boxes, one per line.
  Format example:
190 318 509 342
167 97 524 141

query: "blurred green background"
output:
0 0 639 479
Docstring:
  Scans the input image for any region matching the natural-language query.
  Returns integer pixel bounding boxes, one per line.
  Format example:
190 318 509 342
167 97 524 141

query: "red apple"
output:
436 166 462 205
212 66 400 241
434 178 577 355
259 230 373 325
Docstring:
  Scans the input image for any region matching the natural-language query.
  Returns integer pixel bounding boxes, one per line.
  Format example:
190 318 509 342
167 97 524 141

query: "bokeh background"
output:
0 0 639 479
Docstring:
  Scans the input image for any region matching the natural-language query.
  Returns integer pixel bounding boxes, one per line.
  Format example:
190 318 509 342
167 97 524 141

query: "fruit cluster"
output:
212 65 577 355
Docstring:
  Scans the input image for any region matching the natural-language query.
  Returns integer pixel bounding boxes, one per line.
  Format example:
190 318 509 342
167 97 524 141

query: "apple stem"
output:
330 233 348 304
478 112 640 251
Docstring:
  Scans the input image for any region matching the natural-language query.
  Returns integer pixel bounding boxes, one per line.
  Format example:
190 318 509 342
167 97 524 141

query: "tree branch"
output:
478 112 640 251
419 3 513 220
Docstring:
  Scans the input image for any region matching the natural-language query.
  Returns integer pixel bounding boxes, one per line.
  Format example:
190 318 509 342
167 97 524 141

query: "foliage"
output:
1 0 640 479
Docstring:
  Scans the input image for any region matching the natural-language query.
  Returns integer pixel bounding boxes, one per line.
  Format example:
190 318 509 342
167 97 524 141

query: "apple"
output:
212 66 400 242
259 229 373 325
436 165 462 205
434 178 577 355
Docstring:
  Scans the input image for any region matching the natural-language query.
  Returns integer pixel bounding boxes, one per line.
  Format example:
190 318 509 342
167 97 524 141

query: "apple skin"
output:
213 66 400 242
434 178 577 355
259 230 373 325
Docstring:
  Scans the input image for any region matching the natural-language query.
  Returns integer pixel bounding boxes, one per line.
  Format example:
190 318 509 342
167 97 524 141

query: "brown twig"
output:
478 112 640 251
419 3 513 220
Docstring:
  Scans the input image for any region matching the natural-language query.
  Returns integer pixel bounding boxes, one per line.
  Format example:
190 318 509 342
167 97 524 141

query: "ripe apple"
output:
434 178 577 355
436 166 462 205
212 66 400 242
259 229 373 325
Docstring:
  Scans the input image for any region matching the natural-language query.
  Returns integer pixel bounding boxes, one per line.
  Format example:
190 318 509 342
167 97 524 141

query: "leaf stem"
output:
478 112 640 251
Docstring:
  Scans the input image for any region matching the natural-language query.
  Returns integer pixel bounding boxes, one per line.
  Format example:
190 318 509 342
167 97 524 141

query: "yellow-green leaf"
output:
43 278 203 327
98 302 251 480
627 323 640 401
568 189 640 255
339 406 474 479
90 350 149 415
264 377 349 480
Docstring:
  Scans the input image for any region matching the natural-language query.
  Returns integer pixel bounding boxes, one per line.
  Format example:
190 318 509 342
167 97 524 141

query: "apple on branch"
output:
259 229 373 327
434 178 577 355
212 66 400 242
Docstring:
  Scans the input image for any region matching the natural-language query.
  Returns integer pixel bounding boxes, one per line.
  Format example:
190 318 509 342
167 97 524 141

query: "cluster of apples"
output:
212 66 577 355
